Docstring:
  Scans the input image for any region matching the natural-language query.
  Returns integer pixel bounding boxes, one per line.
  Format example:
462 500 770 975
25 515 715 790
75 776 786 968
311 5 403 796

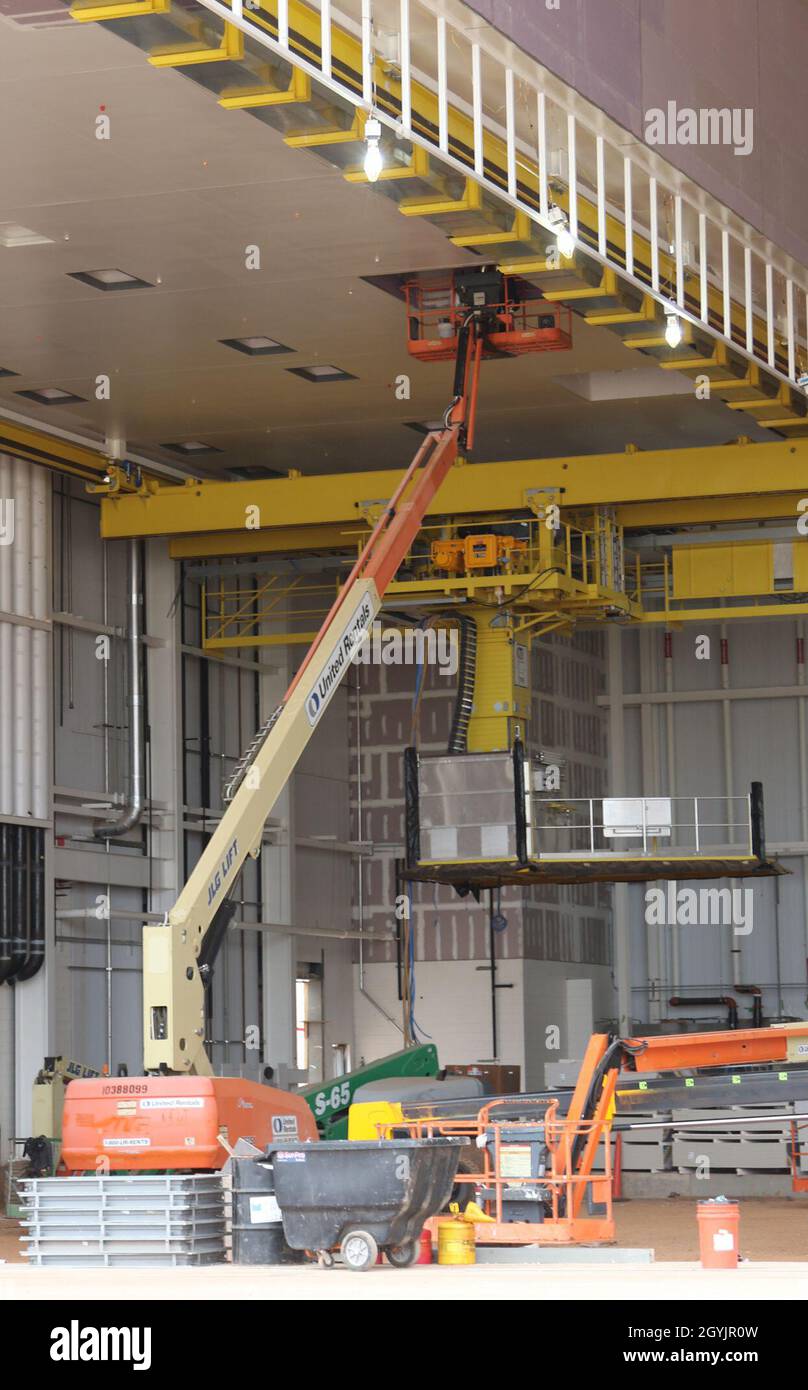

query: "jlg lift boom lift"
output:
61 269 541 1171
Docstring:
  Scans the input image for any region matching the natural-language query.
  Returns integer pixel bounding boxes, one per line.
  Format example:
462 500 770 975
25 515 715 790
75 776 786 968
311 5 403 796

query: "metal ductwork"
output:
669 995 739 1030
0 454 49 985
95 539 146 839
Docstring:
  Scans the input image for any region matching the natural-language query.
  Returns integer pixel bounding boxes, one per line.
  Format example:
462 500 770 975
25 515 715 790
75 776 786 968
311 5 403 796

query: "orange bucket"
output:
697 1199 739 1269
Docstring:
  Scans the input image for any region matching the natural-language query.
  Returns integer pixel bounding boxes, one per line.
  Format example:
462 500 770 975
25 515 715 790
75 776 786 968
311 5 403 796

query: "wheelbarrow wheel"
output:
386 1239 418 1268
340 1230 378 1271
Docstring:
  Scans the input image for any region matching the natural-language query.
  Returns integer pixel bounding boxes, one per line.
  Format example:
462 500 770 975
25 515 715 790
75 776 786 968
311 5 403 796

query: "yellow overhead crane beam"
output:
0 419 112 484
99 437 808 545
99 438 808 644
69 0 808 439
0 416 185 490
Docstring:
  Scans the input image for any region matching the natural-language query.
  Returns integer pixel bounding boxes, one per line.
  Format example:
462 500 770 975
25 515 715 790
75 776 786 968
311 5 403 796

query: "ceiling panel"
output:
0 13 773 475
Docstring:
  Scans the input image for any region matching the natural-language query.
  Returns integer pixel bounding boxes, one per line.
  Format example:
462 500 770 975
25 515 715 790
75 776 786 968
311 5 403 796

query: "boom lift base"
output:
61 1074 317 1172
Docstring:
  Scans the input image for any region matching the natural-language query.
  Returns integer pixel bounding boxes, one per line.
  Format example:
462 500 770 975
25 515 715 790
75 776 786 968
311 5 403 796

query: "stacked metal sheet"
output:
616 1110 673 1172
19 1174 226 1267
594 1110 673 1173
672 1107 790 1174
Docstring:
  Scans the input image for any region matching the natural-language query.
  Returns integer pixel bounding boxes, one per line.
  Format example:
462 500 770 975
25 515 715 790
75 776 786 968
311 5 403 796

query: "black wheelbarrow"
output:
265 1138 464 1270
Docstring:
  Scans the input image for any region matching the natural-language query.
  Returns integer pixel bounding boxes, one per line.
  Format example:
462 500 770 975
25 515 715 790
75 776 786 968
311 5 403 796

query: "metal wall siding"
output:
0 454 49 821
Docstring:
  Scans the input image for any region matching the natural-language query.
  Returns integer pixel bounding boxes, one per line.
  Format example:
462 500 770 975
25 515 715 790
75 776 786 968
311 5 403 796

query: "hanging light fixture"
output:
548 205 575 260
363 117 383 182
664 311 683 348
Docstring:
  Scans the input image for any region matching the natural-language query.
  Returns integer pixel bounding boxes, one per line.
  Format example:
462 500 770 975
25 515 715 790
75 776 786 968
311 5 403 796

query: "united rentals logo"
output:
305 594 374 727
50 1321 151 1371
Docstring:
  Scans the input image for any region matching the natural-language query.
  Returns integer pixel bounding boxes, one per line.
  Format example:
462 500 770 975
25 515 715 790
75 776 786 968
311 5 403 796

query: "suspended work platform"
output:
403 745 783 891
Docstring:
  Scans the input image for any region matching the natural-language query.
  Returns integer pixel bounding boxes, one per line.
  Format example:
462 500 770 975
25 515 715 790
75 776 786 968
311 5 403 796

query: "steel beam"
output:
101 439 808 541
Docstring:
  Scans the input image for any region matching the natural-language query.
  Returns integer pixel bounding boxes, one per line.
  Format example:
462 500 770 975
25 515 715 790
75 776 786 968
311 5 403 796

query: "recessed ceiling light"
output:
405 420 445 435
162 441 222 455
220 336 294 356
68 268 154 291
229 465 285 480
0 223 54 248
16 387 86 405
286 364 356 382
0 368 19 379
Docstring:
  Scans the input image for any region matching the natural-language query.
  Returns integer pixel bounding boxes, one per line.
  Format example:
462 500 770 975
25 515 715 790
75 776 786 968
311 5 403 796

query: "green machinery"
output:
299 1045 439 1139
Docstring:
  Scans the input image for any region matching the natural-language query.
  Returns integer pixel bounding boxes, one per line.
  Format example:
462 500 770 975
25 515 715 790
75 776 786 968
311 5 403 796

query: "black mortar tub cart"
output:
264 1138 464 1269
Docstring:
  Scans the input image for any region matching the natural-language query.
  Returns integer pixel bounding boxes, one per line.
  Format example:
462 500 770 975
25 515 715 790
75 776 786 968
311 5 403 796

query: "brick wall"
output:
350 625 614 1005
524 629 613 966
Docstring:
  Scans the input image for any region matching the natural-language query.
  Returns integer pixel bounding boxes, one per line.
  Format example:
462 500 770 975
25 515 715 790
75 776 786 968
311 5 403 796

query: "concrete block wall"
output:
350 625 615 1077
523 961 615 1090
354 956 524 1073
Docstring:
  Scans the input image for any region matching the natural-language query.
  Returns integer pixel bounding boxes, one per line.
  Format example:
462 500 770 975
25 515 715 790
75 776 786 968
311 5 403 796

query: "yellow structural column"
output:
465 606 531 753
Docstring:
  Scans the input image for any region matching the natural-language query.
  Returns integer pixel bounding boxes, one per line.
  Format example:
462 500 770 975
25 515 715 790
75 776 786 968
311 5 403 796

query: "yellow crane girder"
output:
99 438 808 545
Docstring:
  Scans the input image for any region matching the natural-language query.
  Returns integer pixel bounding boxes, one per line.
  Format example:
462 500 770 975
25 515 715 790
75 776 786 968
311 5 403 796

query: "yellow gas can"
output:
437 1206 476 1265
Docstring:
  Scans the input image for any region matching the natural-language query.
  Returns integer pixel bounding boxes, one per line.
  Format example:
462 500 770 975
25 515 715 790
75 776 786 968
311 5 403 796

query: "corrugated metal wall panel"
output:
621 620 808 1027
0 454 49 821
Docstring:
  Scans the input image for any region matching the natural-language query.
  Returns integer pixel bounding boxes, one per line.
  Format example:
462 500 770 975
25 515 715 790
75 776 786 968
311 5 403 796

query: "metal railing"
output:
202 573 334 647
379 1096 614 1233
529 792 754 858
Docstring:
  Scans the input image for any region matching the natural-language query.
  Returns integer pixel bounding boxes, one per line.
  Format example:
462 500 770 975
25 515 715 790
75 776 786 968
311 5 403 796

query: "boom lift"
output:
372 1021 808 1245
61 271 517 1172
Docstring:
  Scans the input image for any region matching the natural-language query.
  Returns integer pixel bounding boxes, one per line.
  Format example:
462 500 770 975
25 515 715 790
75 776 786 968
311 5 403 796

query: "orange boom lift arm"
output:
561 1021 808 1218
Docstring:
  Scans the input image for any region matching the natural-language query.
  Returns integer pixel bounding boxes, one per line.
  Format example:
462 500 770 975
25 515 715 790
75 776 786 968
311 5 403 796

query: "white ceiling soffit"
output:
0 7 779 475
554 369 693 403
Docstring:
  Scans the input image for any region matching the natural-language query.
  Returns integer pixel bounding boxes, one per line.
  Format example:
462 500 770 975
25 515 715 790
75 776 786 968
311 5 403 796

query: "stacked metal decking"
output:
672 1106 791 1174
19 1174 226 1267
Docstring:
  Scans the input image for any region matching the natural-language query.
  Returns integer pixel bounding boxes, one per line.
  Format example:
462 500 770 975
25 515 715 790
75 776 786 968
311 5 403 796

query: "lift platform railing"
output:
529 792 755 859
405 278 572 362
377 1096 614 1243
408 750 762 871
387 509 628 598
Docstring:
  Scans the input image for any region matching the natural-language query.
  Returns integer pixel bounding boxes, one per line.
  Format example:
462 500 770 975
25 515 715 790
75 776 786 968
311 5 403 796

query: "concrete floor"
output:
3 1197 807 1300
1 1261 807 1301
5 1196 806 1264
